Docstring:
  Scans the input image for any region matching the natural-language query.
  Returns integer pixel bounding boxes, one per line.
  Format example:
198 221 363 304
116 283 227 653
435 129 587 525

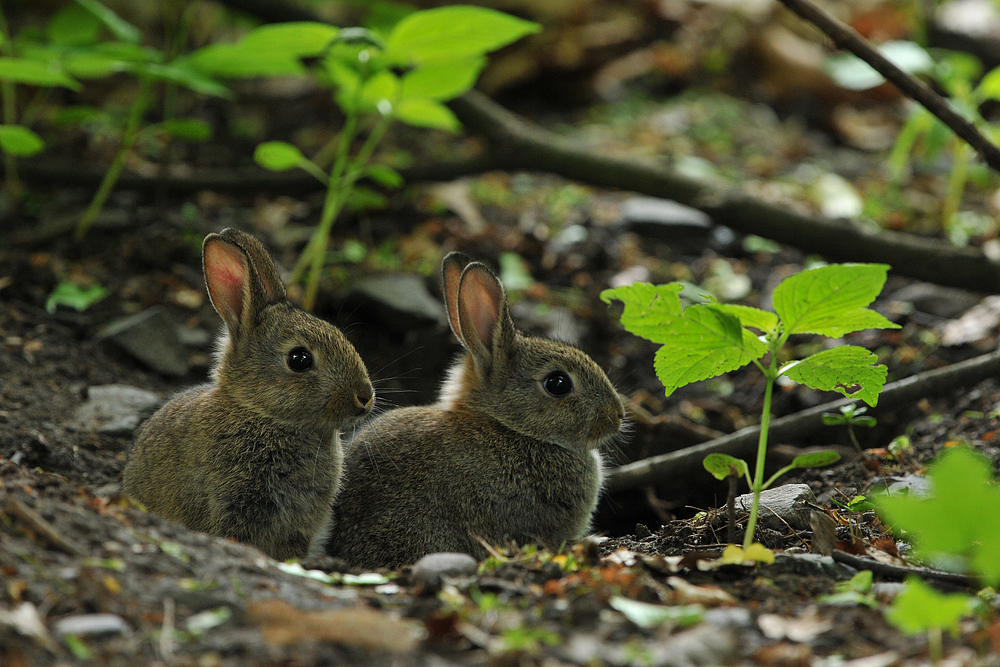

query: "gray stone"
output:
765 553 856 579
98 307 189 377
735 483 816 531
412 552 478 587
875 474 933 499
349 274 447 329
620 197 712 241
53 613 130 637
70 384 161 435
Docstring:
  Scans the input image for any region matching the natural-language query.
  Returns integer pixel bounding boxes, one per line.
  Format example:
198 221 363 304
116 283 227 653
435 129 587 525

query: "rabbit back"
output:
328 405 602 568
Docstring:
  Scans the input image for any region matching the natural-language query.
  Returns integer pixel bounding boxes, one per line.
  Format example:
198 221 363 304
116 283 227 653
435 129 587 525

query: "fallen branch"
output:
831 550 977 588
4 494 83 556
775 0 1000 174
448 92 1000 293
605 349 1000 494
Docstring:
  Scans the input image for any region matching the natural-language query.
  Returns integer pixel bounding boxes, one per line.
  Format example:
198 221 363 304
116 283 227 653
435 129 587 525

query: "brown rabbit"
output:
327 253 624 568
122 229 373 561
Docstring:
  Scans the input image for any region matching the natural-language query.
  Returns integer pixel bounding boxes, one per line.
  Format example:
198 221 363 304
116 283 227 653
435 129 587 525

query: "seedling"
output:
822 404 877 456
45 280 108 313
603 263 899 553
189 8 540 309
886 576 973 665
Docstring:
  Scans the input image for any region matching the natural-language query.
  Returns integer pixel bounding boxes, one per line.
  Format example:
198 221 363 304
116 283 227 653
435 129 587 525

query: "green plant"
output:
886 575 974 665
822 404 877 456
189 8 540 309
602 263 899 554
45 279 108 313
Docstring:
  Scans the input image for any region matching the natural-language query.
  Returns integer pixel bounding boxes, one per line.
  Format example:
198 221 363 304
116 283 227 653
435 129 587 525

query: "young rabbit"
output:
327 253 625 568
122 228 374 561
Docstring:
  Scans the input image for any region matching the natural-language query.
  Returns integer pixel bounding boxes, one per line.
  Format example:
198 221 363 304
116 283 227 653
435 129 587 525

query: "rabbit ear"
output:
456 263 514 374
442 252 473 344
203 229 285 334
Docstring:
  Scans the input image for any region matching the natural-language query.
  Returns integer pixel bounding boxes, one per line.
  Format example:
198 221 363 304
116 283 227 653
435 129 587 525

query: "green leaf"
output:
886 576 972 635
384 6 540 65
782 346 888 406
703 453 750 481
877 447 1000 585
188 23 339 78
401 57 486 101
63 634 93 660
185 607 232 636
652 305 766 396
45 281 108 313
788 450 841 469
394 98 460 131
977 64 1000 101
135 62 230 97
48 4 101 47
160 118 212 142
609 597 703 629
601 282 684 344
254 141 306 171
772 264 899 337
359 70 400 112
707 303 778 334
0 125 44 156
365 164 403 188
0 57 81 89
75 0 142 44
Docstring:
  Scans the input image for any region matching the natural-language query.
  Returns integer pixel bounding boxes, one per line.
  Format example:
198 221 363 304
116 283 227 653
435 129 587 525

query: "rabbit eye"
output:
287 347 314 372
543 370 573 397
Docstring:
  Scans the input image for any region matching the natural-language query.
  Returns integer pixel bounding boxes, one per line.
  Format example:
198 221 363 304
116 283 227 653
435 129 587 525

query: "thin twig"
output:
832 550 977 588
4 495 84 556
775 0 1000 173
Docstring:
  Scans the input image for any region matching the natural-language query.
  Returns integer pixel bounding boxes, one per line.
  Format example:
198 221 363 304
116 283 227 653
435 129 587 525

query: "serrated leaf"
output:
0 57 80 89
708 303 778 334
601 282 684 344
75 0 141 44
394 98 460 131
783 346 887 406
877 447 1000 585
652 305 766 396
789 450 841 469
401 57 485 101
384 6 540 65
0 125 44 156
703 453 750 481
254 141 306 171
886 576 971 635
772 264 899 337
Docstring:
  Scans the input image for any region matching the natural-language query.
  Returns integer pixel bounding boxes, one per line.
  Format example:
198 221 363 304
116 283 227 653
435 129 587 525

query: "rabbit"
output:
326 252 625 568
122 228 374 561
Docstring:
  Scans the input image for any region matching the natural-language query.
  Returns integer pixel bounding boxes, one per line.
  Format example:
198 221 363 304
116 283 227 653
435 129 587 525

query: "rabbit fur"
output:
327 252 624 568
123 228 373 561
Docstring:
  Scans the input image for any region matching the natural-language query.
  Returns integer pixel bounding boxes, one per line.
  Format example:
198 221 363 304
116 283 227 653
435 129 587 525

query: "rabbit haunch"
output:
122 229 373 561
327 253 624 568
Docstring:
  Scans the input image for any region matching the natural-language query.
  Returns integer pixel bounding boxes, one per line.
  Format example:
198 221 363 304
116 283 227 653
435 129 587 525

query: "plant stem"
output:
928 626 942 665
744 357 777 551
77 76 154 238
942 141 969 231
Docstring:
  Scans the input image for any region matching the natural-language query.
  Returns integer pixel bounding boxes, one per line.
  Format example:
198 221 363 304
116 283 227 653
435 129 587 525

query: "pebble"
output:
765 553 856 579
874 475 932 499
411 552 478 588
69 384 161 436
887 283 980 320
348 274 447 330
734 483 816 531
53 613 130 637
98 307 189 377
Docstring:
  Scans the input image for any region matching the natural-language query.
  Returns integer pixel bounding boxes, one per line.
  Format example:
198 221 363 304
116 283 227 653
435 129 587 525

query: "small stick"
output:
4 495 83 556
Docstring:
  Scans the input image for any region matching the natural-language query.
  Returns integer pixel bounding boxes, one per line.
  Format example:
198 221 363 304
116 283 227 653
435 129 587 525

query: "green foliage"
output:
0 124 43 156
604 263 897 551
608 597 704 629
886 576 972 635
819 570 877 608
877 446 1000 586
45 280 108 313
254 141 309 172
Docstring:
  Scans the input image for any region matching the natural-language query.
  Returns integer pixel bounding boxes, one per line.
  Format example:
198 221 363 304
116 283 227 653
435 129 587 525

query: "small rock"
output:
176 325 213 348
765 553 856 579
888 283 980 320
411 552 478 588
53 613 130 637
98 307 189 377
873 475 932 499
349 274 447 330
734 483 816 531
70 385 161 436
620 197 712 237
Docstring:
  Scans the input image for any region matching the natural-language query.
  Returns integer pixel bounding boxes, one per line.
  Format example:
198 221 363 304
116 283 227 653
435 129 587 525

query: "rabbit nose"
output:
353 388 374 416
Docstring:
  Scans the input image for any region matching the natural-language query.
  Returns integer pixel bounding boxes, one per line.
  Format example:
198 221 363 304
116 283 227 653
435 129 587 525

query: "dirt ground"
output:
3 180 1000 665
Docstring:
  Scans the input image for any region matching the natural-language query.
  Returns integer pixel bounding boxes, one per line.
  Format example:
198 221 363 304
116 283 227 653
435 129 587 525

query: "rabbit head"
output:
438 252 624 452
204 229 373 429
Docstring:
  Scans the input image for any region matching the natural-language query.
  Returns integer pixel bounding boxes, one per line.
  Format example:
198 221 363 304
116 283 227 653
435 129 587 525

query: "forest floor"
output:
4 17 1000 664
